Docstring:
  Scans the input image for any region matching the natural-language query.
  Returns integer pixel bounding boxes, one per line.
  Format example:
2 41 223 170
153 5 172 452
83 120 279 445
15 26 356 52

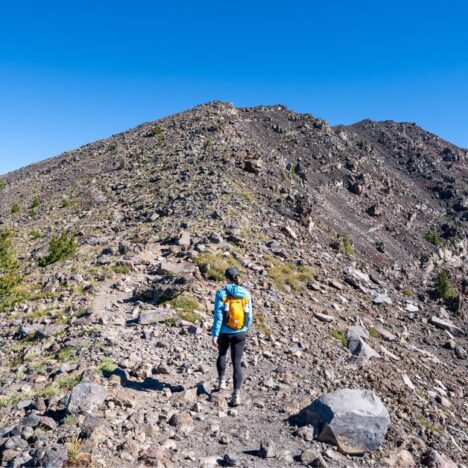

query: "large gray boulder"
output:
309 388 390 454
67 383 106 414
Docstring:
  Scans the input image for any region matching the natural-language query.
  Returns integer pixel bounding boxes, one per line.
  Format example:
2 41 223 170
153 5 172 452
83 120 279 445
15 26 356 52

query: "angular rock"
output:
138 308 174 325
314 311 334 323
67 383 106 414
429 316 464 336
259 439 276 458
307 388 390 454
382 449 415 467
421 449 457 468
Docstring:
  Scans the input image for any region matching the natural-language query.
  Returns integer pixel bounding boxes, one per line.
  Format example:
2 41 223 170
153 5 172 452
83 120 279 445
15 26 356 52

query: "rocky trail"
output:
0 102 466 466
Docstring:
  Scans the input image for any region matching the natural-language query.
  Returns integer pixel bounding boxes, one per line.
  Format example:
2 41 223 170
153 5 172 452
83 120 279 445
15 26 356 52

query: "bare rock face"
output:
310 389 390 454
67 383 106 415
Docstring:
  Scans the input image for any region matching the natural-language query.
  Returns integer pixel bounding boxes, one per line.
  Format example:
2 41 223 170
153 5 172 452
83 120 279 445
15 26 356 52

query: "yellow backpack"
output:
223 295 249 329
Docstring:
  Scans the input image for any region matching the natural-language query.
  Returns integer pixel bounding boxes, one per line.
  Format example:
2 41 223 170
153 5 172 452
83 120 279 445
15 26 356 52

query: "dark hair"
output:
231 274 240 285
225 267 240 285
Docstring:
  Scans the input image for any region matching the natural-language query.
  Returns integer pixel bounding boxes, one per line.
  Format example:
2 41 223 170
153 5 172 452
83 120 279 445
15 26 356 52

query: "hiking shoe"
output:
230 394 241 407
218 379 227 390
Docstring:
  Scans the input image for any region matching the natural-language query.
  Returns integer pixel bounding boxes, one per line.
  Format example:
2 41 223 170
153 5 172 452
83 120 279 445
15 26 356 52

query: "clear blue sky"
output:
1 0 467 175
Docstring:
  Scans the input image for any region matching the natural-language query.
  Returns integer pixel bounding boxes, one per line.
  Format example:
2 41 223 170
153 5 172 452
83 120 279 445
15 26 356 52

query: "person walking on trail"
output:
211 267 252 407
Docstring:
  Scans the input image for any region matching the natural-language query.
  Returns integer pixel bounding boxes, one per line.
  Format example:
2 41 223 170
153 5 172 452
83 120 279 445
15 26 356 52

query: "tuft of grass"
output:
62 199 71 208
57 372 82 389
330 329 348 347
167 295 200 323
63 413 76 425
402 289 413 297
367 326 380 339
434 271 456 300
98 358 117 375
194 252 241 282
40 385 60 398
117 159 125 170
255 312 271 338
424 230 441 246
145 125 163 137
57 346 75 362
66 435 84 465
0 180 5 189
111 263 132 274
31 197 41 208
418 416 444 435
39 231 77 267
203 138 213 149
342 234 354 256
11 203 20 214
108 142 118 152
266 257 315 291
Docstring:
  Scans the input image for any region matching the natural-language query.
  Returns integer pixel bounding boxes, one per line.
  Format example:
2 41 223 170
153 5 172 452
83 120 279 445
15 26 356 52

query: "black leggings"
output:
216 332 246 391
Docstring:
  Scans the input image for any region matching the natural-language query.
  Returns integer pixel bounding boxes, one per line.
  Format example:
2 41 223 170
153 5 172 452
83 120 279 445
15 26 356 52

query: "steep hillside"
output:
0 102 466 467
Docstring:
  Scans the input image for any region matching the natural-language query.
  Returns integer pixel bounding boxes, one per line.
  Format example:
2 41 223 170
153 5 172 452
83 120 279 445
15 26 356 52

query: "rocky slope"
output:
0 101 466 467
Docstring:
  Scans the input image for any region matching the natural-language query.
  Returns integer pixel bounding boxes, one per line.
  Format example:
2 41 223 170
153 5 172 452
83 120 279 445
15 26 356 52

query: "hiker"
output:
211 267 252 406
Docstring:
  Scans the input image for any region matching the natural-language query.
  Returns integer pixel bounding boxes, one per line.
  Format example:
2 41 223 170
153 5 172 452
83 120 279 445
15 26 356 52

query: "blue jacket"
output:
211 284 252 336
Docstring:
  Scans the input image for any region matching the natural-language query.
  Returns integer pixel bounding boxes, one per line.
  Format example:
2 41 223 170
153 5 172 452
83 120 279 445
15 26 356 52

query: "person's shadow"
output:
104 367 184 393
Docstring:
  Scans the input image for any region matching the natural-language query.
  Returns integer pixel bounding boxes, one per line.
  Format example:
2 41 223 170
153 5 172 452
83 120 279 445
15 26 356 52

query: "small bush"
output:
111 263 131 274
67 435 84 465
40 385 60 398
10 203 20 214
342 234 353 255
99 358 118 375
62 199 71 208
402 289 413 297
367 326 380 339
0 229 22 306
145 125 163 137
424 230 441 246
108 142 118 152
29 229 43 239
167 295 200 322
0 180 5 189
57 372 82 389
31 197 41 208
267 257 315 291
57 346 74 361
330 329 348 347
255 312 271 338
29 208 38 217
203 139 213 149
39 231 77 267
194 253 241 282
434 271 456 300
117 159 125 170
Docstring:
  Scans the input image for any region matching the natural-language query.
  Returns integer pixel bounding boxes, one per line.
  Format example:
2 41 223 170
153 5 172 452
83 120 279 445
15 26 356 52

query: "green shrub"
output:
203 139 213 149
342 234 353 255
367 326 380 339
330 329 348 347
434 271 456 300
62 199 71 208
0 229 22 306
39 231 77 267
29 229 43 239
402 289 413 297
29 208 38 217
255 312 271 338
117 159 125 170
424 230 441 246
167 295 200 322
10 203 20 214
0 180 5 189
145 125 163 137
57 372 82 389
111 263 131 274
194 253 241 282
266 257 315 291
108 142 118 152
31 197 41 208
40 385 60 398
98 358 117 375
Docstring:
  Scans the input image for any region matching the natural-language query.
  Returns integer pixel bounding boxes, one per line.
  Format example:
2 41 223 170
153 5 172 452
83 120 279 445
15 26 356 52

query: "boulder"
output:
306 388 390 454
429 316 464 336
346 326 380 369
67 383 106 414
421 449 457 468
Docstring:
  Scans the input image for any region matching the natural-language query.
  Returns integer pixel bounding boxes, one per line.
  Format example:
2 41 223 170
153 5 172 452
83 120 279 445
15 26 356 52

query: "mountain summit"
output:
0 102 466 467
